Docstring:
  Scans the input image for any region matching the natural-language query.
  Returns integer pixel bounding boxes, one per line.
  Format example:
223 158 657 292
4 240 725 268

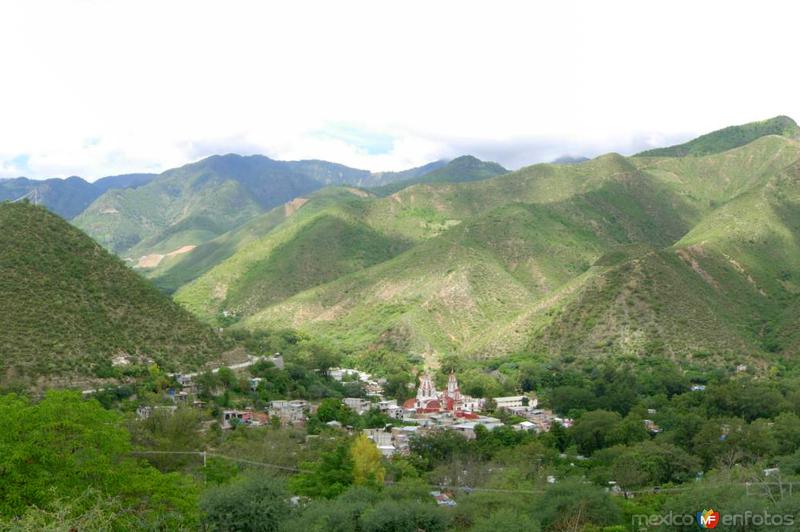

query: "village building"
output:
375 399 404 419
221 409 269 429
450 417 504 439
268 399 309 427
343 397 372 415
493 395 528 410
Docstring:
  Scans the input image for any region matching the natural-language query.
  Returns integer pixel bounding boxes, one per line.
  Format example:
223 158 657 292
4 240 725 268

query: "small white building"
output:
493 396 529 410
343 397 371 415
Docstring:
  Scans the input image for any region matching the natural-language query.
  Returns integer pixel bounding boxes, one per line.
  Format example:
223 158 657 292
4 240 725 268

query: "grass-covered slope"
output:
633 135 800 209
637 115 800 157
236 173 697 357
0 202 225 384
172 188 412 320
517 157 800 363
521 246 768 363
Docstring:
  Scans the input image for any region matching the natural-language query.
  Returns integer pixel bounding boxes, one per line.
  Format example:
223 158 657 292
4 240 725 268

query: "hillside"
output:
73 154 324 256
0 202 226 386
636 115 800 157
150 156 505 292
169 154 660 318
232 172 698 357
152 188 389 293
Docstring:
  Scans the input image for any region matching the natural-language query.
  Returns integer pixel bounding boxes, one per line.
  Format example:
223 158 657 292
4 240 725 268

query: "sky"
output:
1 0 799 180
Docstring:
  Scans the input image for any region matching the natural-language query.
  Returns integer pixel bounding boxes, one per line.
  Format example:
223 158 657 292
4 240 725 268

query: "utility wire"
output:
130 450 798 497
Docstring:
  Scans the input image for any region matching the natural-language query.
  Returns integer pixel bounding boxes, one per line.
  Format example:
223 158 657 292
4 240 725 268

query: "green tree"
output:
0 391 198 527
772 412 800 456
359 500 450 532
129 406 204 471
570 410 622 455
289 442 354 498
536 480 622 530
611 441 700 489
201 475 291 532
471 508 540 532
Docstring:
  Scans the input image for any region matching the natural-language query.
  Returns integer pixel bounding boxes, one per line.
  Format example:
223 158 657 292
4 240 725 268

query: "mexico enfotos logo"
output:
632 509 794 530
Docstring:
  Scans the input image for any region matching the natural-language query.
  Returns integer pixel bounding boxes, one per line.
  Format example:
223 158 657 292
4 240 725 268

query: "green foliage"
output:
0 489 142 531
289 442 355 498
358 500 450 532
0 391 199 527
536 479 622 530
200 475 291 532
129 406 205 471
570 410 622 455
470 508 540 532
610 441 700 488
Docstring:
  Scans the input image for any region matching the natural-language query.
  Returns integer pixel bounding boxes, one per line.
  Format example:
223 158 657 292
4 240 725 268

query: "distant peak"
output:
552 155 590 165
449 155 482 164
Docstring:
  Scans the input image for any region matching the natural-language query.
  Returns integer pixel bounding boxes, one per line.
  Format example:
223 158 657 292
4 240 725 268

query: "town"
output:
135 354 575 459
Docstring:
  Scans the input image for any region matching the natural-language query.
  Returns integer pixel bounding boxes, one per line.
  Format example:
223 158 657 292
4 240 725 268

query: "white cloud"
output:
0 0 798 179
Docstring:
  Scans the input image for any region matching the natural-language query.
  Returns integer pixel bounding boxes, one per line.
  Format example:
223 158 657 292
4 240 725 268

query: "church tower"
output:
445 372 461 402
416 372 437 408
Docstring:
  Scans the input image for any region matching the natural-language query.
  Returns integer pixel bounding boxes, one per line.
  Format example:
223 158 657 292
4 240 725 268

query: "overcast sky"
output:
1 0 799 180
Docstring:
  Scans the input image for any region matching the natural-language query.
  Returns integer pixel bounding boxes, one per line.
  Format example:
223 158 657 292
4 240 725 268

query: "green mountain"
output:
0 174 156 219
234 169 698 358
0 202 226 387
636 115 800 157
73 154 325 258
370 156 507 195
163 120 800 370
73 155 458 264
166 154 644 315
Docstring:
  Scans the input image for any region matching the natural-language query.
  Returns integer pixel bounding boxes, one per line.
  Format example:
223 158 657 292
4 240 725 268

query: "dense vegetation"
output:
5 333 800 530
0 202 225 386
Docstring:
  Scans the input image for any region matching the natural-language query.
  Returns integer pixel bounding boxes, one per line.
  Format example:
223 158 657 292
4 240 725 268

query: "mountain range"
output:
0 173 156 219
163 116 800 370
4 114 800 380
71 155 503 267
